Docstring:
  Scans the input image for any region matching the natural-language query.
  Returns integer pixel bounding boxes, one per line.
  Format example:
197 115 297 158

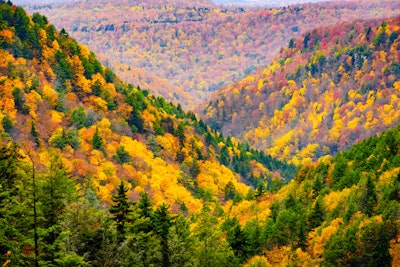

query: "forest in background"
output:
24 0 400 108
202 15 400 166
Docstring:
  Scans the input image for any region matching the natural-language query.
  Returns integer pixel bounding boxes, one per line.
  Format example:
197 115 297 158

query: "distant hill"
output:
201 15 400 165
212 0 333 7
11 0 68 4
24 0 400 108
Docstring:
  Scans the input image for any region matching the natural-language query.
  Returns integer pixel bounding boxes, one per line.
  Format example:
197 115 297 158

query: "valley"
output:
1 0 400 266
24 0 400 108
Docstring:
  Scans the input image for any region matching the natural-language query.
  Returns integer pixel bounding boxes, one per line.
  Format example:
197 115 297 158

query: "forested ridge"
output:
1 1 400 266
0 1 294 266
202 15 400 166
24 0 400 108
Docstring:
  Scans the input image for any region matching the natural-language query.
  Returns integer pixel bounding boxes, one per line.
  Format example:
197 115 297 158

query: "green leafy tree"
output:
0 140 37 266
30 121 40 147
240 219 263 259
128 109 144 133
225 217 248 263
122 213 162 267
308 198 324 229
70 107 87 129
174 123 186 147
137 192 154 231
12 88 29 114
57 197 117 266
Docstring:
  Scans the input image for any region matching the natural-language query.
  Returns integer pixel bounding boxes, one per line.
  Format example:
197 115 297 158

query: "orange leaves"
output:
0 29 13 43
89 96 108 112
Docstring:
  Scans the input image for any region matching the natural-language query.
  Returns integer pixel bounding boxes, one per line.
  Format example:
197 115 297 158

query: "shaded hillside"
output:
201 16 400 165
25 0 400 108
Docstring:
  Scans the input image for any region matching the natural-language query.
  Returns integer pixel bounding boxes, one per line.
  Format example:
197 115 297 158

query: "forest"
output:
202 15 400 166
1 0 400 266
24 0 400 108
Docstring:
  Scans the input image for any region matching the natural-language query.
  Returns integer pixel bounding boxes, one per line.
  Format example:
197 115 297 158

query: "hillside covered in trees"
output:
0 2 299 265
24 0 400 108
202 15 400 165
225 122 400 266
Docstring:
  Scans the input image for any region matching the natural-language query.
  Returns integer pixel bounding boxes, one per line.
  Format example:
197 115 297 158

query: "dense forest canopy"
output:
1 0 400 266
212 0 334 7
201 15 400 166
23 0 400 108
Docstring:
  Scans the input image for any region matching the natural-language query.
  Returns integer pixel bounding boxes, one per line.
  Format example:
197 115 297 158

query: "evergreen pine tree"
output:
113 146 131 164
167 215 195 266
308 198 324 229
92 127 105 153
137 192 154 232
39 153 75 265
362 175 377 216
153 203 172 267
30 121 40 147
109 181 132 242
2 116 12 133
174 123 186 147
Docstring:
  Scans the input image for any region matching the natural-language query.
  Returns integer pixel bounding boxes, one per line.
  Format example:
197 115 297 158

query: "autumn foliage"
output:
24 0 400 108
202 15 400 165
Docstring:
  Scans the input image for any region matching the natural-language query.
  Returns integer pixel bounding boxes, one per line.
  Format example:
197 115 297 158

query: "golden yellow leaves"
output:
311 217 343 257
0 29 13 43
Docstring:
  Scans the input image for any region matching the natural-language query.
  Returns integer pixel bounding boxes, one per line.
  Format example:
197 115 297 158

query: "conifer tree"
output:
153 203 173 267
362 175 377 216
30 121 40 147
109 181 132 242
137 192 153 221
113 146 131 164
39 153 75 265
92 127 105 153
2 116 12 133
167 215 195 267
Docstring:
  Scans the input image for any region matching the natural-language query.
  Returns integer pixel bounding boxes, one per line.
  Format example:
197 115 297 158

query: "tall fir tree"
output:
109 181 132 242
153 203 173 267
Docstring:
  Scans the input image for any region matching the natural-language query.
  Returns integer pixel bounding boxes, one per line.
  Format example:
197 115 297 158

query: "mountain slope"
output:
0 2 301 266
1 3 400 266
221 123 400 266
0 1 293 209
201 16 400 165
24 0 400 108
